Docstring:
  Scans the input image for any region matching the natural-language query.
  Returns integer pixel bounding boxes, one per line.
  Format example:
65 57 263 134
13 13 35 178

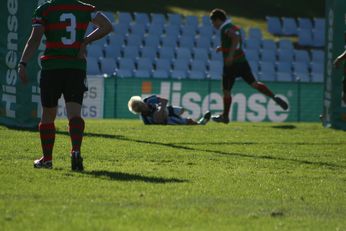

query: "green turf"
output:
0 120 345 230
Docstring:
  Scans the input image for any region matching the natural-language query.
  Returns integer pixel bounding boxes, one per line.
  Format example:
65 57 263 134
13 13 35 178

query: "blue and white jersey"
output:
140 95 188 125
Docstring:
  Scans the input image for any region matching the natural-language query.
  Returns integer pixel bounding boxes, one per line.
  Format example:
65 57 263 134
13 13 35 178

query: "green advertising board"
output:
105 78 323 122
0 0 45 128
324 0 346 130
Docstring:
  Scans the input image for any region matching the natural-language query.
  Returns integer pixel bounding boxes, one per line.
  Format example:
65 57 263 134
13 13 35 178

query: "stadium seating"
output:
261 39 276 50
294 50 310 64
141 46 158 60
192 48 209 62
261 49 276 62
173 59 190 72
158 47 175 60
297 17 313 31
266 16 282 35
282 17 298 36
155 59 172 70
248 27 262 40
152 69 170 79
118 12 133 24
277 49 294 62
143 35 161 48
134 70 151 78
136 58 153 71
171 70 187 79
87 45 104 58
87 57 101 75
134 12 150 25
298 29 313 47
104 44 122 58
188 70 206 80
150 13 166 25
100 58 117 75
122 46 140 59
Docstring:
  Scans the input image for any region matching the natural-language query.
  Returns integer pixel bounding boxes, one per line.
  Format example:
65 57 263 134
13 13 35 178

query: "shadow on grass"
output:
271 125 297 129
82 170 187 183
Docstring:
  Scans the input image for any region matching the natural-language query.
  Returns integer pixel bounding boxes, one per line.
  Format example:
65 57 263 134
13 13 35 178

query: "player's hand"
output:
224 56 233 66
216 46 223 53
18 65 28 85
78 42 87 59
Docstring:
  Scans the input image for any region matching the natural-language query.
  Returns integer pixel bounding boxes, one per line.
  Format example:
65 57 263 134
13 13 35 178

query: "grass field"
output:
0 120 345 230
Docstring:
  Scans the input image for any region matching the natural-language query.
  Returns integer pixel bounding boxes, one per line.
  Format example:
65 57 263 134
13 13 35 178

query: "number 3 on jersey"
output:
60 13 76 45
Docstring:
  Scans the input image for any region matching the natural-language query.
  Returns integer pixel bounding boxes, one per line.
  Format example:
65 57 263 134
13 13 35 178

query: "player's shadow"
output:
82 170 187 183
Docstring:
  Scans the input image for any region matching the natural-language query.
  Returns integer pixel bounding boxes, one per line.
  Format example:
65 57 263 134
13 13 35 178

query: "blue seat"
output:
158 47 175 60
134 12 150 25
277 49 294 62
173 59 190 71
118 12 133 24
179 36 195 48
164 24 180 38
150 13 166 25
188 70 206 80
260 49 276 62
185 15 199 28
192 48 209 62
147 24 164 36
141 46 157 60
210 50 223 61
198 25 213 37
115 69 133 78
143 35 161 48
266 16 282 35
161 35 178 48
278 39 294 50
126 34 143 47
136 57 153 71
91 37 108 47
152 69 169 79
261 39 276 50
170 70 187 79
108 33 125 46
310 62 324 73
313 18 325 34
260 61 276 81
176 48 192 60
167 13 182 25
312 30 325 48
211 35 221 47
208 60 223 72
298 17 313 30
293 62 309 74
248 27 262 40
277 61 292 74
294 72 310 82
282 17 298 36
181 25 197 37
245 39 261 50
113 23 129 35
195 36 211 49
117 58 135 70
129 23 147 36
202 15 212 26
245 49 260 62
311 50 325 63
134 70 151 78
155 59 171 70
294 50 310 64
104 44 122 58
100 58 117 75
298 29 313 46
86 57 101 75
311 72 324 83
122 46 139 59
102 11 115 23
87 45 104 58
276 72 293 82
190 60 207 72
248 61 259 74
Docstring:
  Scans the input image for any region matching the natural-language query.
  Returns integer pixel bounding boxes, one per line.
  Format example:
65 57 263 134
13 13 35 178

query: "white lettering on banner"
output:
57 78 104 119
2 0 18 118
154 82 289 122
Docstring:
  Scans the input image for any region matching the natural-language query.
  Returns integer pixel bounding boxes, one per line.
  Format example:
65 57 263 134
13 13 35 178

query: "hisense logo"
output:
2 0 18 118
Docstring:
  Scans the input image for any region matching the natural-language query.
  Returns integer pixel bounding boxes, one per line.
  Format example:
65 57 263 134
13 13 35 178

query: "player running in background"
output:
18 0 113 170
128 95 211 125
209 9 288 124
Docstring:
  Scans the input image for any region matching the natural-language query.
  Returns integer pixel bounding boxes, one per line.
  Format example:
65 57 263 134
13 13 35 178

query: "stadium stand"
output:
85 11 325 83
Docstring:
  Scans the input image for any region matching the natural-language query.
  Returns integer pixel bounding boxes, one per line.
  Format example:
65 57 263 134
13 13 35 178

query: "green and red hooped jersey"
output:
220 21 246 64
344 31 346 75
32 0 96 70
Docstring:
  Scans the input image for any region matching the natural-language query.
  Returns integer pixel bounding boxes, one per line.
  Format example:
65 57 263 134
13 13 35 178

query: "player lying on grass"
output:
128 95 211 125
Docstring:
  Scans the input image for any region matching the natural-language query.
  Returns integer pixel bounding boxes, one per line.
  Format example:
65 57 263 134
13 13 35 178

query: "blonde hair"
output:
128 96 144 114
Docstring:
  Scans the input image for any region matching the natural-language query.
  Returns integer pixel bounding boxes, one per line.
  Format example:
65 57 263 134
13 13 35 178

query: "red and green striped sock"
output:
39 122 55 161
69 117 85 153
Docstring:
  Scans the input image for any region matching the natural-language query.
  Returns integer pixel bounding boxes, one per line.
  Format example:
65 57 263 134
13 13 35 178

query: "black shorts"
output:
40 69 88 108
222 61 256 91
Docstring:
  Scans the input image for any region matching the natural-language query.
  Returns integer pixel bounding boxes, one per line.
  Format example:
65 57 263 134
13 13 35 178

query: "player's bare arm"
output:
18 26 44 84
224 29 240 66
334 49 346 68
79 12 113 58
